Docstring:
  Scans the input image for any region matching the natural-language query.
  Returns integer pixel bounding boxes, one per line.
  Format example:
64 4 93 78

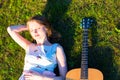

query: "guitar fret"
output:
81 56 88 59
82 53 88 56
83 39 88 42
82 46 88 48
82 43 88 46
82 48 88 51
81 61 88 64
83 32 88 33
83 28 88 30
83 35 88 37
82 58 88 60
83 37 88 39
81 67 88 71
82 52 88 54
83 33 88 35
81 64 88 67
82 38 88 41
81 70 88 74
82 42 88 45
82 51 88 53
82 59 88 61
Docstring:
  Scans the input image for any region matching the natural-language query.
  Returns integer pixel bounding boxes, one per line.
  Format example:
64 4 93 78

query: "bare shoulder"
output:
56 44 64 52
56 44 66 58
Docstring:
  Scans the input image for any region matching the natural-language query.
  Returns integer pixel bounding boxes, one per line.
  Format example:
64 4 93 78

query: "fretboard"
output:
81 29 88 79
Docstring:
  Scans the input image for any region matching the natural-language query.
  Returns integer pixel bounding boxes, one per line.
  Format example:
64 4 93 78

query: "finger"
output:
24 75 32 80
24 73 32 79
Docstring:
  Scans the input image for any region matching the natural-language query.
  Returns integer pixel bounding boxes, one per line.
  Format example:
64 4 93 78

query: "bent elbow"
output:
7 26 12 33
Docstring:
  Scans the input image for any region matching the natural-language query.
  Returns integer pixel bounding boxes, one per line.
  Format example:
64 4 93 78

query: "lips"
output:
35 34 40 37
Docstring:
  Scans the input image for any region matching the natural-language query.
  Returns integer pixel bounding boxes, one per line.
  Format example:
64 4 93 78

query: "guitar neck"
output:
81 29 89 79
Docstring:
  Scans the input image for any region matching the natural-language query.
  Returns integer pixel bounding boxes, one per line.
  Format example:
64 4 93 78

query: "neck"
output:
36 39 51 46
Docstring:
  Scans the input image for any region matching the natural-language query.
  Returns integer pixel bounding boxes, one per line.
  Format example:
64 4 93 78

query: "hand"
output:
23 70 56 80
24 71 43 80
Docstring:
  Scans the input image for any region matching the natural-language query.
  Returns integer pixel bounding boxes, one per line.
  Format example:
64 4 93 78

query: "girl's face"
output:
28 21 47 41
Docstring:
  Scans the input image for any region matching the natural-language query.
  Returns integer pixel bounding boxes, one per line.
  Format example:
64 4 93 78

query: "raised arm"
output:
7 25 31 50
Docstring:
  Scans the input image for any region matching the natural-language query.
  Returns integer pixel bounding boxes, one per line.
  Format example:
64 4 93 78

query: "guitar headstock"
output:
80 17 94 29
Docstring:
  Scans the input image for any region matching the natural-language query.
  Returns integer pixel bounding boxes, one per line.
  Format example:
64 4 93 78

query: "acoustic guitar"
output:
66 18 103 80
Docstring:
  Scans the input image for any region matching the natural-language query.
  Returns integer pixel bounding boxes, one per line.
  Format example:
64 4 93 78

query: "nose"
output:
34 29 37 33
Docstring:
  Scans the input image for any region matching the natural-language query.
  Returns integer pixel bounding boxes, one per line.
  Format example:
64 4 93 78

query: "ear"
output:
44 27 49 36
45 27 48 31
45 27 52 37
45 27 48 34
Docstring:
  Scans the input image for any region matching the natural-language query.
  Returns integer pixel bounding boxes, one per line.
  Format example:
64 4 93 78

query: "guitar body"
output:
66 68 103 80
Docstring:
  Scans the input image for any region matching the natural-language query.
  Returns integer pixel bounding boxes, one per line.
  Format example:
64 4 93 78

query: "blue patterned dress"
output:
19 43 58 80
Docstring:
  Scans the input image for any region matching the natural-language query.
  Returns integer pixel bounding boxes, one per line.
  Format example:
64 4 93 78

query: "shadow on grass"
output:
41 0 74 47
41 1 120 79
40 1 120 79
116 21 120 30
88 17 120 80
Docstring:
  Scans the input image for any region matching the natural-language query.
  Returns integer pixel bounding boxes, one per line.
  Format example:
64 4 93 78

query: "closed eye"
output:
30 29 34 32
38 28 41 29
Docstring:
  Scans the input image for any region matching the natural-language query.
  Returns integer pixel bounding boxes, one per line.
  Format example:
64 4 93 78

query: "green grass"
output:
0 0 120 80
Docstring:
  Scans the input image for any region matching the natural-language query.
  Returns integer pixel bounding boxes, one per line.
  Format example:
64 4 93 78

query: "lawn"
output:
0 0 120 80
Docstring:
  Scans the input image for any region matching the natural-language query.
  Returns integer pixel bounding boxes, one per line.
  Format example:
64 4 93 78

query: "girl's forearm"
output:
8 25 28 32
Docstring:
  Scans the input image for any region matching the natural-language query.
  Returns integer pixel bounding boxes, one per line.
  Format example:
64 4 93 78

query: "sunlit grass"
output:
0 0 120 80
